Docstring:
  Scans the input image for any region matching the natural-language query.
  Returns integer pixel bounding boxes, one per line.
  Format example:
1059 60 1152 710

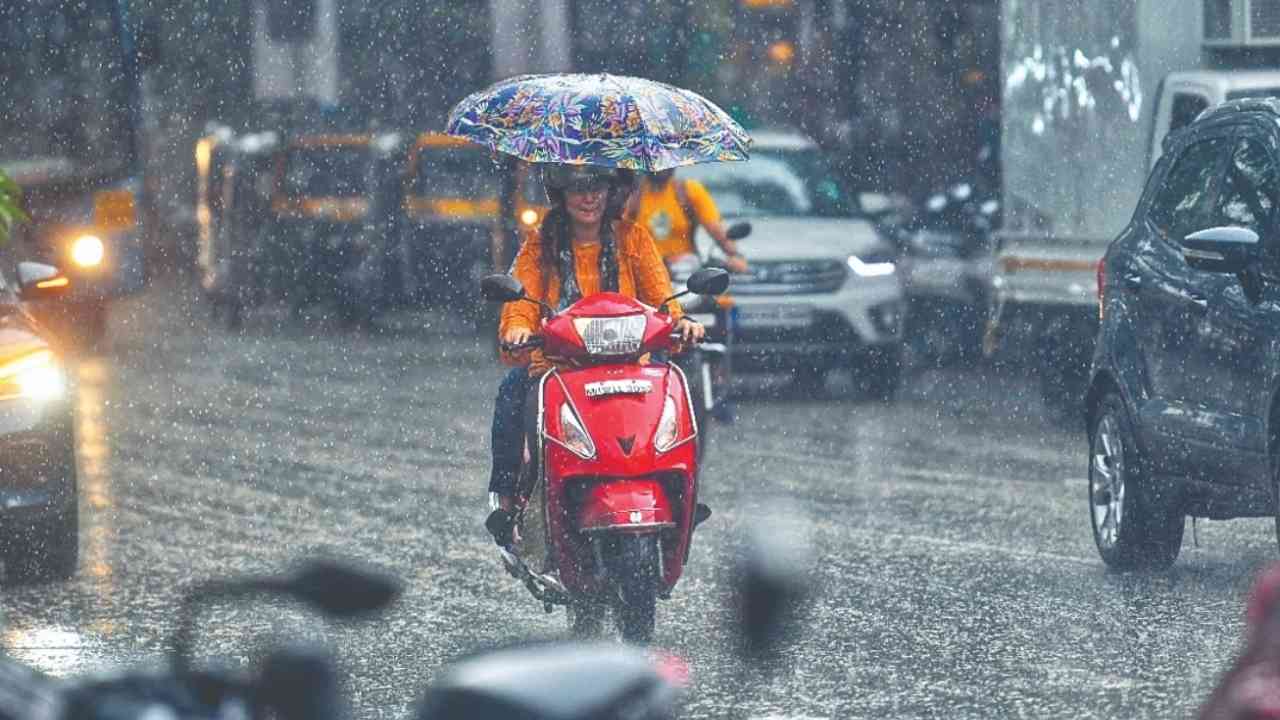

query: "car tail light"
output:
1096 258 1106 321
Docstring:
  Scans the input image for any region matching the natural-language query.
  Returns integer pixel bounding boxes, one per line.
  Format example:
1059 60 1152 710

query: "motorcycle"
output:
668 221 752 439
895 181 999 369
480 267 732 643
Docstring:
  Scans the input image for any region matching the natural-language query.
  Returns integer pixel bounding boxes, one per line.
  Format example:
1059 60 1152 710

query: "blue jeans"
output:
489 367 535 495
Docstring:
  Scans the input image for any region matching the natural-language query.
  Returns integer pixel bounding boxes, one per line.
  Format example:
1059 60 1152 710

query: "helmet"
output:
541 165 626 194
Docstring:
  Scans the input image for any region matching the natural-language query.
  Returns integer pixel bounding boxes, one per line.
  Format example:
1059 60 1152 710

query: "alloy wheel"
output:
1090 412 1126 551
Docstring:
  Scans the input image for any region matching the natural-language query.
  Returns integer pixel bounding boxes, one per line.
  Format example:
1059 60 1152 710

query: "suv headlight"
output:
848 253 896 278
0 350 65 401
572 315 646 355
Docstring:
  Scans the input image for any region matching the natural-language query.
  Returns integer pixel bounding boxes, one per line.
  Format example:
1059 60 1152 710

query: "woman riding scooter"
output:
485 164 705 543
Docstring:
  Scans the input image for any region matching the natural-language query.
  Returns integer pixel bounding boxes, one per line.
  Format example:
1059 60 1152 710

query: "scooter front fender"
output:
578 477 674 533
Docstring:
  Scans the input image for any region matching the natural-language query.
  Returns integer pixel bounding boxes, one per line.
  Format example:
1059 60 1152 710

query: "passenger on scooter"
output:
627 169 749 274
628 169 744 424
486 164 705 544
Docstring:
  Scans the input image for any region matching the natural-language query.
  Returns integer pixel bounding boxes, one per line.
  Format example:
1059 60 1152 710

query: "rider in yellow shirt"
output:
628 170 749 274
628 169 745 425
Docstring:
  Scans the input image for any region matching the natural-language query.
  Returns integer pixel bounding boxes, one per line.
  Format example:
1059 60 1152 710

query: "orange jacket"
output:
499 219 684 373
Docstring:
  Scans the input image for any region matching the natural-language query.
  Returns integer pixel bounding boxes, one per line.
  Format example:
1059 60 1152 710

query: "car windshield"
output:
413 146 499 200
281 145 369 197
678 147 859 218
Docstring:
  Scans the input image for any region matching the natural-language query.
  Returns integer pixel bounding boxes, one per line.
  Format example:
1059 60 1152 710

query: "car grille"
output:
731 259 847 295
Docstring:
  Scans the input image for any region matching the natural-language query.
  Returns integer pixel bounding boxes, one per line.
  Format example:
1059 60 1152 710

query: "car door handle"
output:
1119 272 1143 291
1188 290 1209 305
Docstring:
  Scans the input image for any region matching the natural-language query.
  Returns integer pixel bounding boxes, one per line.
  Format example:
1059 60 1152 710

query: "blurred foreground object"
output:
416 642 679 720
734 508 812 659
1199 564 1280 719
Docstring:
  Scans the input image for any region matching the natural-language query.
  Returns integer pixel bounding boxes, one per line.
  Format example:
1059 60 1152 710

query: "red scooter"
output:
481 268 731 643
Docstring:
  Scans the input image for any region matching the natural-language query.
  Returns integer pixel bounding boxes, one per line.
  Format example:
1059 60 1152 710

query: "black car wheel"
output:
1088 393 1183 570
851 346 903 402
6 503 78 582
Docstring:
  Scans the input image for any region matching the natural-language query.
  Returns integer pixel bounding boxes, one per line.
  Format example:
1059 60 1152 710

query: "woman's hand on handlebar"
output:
675 318 705 345
503 327 533 347
500 327 542 353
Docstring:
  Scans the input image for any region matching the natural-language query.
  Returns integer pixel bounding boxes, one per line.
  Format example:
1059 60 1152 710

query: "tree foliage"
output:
0 170 28 246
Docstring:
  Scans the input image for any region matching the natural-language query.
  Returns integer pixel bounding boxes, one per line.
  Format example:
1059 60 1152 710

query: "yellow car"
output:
264 132 401 324
400 134 549 304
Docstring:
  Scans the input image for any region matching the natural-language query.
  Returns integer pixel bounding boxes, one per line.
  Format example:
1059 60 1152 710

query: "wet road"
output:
0 278 1272 718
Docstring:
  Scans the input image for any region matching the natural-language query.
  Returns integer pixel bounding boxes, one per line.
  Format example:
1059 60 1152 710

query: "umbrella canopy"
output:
445 73 751 172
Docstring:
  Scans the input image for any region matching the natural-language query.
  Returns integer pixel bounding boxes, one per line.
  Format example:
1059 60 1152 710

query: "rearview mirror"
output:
480 274 525 303
415 642 676 720
16 262 69 300
1182 226 1260 274
279 558 402 618
726 222 752 241
686 267 731 296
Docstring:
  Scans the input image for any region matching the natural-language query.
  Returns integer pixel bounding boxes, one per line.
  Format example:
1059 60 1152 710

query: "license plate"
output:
584 379 654 398
737 305 813 329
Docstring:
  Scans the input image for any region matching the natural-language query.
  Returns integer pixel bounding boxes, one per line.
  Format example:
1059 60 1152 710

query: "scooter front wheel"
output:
568 597 606 638
606 534 660 644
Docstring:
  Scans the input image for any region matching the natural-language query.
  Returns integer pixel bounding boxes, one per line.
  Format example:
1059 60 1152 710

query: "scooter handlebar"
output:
499 337 545 353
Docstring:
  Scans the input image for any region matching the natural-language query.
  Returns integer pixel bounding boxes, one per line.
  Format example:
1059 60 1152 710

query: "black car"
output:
0 259 78 579
1088 97 1280 569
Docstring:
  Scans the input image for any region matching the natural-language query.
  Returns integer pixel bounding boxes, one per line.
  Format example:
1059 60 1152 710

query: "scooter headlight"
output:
654 396 679 453
0 350 66 402
556 403 596 459
572 315 646 356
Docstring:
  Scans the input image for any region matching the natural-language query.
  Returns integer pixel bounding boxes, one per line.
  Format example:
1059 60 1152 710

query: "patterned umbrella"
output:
445 73 751 171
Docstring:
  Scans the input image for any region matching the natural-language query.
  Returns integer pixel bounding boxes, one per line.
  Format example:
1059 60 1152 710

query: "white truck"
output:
987 0 1280 414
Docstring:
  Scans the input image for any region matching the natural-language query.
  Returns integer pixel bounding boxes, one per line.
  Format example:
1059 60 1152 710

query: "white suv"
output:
679 130 905 398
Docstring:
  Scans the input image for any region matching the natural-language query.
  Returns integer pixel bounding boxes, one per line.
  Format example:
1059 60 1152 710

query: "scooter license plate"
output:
737 305 813 329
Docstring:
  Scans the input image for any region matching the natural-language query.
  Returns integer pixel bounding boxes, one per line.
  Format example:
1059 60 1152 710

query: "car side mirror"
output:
16 262 69 300
480 274 525 303
1182 226 1260 274
726 221 752 241
686 267 731 297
